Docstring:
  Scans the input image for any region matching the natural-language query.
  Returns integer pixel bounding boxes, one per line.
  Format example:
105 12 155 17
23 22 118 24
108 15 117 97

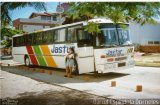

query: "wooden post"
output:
49 71 53 75
111 81 116 87
32 68 36 72
41 69 45 73
136 85 142 92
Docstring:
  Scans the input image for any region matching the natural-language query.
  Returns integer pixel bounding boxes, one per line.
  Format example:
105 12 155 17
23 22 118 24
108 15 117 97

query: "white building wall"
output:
22 25 44 33
129 22 160 45
19 15 65 25
18 15 65 33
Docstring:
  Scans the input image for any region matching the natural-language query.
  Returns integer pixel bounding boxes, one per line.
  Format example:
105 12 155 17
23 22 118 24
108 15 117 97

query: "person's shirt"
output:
66 53 74 59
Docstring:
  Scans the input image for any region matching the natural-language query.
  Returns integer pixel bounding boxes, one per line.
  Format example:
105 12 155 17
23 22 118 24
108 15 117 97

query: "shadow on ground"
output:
1 66 129 84
1 89 120 105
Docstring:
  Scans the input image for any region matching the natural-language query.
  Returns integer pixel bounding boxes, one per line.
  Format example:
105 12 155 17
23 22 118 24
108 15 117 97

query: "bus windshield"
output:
96 23 131 47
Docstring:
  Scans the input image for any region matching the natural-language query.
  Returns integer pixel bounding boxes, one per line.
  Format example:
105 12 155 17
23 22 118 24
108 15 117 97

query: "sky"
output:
9 2 160 21
10 2 59 21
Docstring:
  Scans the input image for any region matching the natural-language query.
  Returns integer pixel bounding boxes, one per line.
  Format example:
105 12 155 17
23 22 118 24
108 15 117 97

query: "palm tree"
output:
1 2 47 26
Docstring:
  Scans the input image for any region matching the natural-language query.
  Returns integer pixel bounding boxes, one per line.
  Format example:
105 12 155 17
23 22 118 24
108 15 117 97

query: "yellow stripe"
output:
40 45 57 67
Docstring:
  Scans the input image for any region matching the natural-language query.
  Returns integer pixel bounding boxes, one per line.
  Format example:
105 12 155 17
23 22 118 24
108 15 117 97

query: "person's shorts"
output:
66 59 74 67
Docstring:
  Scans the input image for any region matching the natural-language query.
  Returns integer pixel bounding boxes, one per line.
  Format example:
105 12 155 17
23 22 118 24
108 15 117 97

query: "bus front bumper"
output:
96 60 135 73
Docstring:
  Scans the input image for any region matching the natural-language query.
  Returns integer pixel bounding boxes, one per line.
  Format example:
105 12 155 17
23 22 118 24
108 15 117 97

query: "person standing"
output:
64 47 75 78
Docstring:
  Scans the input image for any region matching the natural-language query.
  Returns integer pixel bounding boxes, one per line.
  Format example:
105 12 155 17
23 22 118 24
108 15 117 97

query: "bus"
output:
12 18 135 74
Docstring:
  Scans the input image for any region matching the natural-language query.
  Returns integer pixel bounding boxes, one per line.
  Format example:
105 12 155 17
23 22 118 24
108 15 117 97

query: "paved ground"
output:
1 65 160 100
1 70 120 105
1 59 160 104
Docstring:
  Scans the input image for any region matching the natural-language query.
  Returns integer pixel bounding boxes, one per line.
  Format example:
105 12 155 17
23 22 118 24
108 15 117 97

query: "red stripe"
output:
26 46 39 65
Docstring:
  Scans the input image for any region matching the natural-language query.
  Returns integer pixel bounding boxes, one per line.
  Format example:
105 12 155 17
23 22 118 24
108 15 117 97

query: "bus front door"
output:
76 29 95 74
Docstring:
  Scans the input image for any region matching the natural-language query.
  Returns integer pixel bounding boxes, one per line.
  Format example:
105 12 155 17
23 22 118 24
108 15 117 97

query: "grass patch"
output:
135 62 160 67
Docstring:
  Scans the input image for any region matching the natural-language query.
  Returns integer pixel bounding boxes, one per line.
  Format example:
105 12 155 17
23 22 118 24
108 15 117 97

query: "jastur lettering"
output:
51 45 75 53
106 49 122 57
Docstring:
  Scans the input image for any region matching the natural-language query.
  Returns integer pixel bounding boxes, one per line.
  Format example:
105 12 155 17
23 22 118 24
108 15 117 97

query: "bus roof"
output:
12 18 124 38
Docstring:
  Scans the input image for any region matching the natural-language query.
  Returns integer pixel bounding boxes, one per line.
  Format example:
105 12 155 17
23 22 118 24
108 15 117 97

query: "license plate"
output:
115 57 127 61
118 62 126 67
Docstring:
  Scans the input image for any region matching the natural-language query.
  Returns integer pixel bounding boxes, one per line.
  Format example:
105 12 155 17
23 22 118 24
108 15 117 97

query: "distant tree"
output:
1 2 47 25
1 28 24 48
68 2 160 33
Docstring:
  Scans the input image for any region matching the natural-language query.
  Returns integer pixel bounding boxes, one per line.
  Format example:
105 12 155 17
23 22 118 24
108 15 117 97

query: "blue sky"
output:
10 2 59 21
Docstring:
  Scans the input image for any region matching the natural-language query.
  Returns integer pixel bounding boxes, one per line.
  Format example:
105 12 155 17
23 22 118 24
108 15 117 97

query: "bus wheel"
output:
25 56 30 66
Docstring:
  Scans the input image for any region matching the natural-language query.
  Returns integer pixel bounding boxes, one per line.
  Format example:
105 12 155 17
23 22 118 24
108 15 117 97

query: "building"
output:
13 12 65 33
129 21 160 52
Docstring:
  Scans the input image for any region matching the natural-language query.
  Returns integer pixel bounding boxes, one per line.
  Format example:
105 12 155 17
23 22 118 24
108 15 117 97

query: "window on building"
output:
52 16 57 21
41 16 51 20
19 24 23 30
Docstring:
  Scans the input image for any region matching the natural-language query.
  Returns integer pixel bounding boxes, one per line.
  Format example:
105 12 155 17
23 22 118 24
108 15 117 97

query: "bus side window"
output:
32 33 37 45
13 37 18 47
54 29 66 42
43 32 48 43
48 31 54 43
36 33 43 44
59 29 66 42
54 30 59 42
43 31 53 44
19 36 23 46
67 27 76 42
26 34 32 46
16 37 21 47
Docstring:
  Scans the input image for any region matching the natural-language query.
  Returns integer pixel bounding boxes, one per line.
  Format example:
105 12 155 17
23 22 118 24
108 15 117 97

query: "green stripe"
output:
32 46 47 66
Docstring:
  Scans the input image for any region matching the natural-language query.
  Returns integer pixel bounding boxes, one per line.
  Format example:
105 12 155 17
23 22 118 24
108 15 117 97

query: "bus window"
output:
13 36 25 47
59 29 66 42
19 36 25 46
32 34 37 45
54 30 59 42
43 31 54 44
118 29 131 45
77 29 93 47
42 32 47 43
36 33 43 44
97 29 118 47
13 37 18 47
25 34 32 46
67 27 76 42
54 29 66 42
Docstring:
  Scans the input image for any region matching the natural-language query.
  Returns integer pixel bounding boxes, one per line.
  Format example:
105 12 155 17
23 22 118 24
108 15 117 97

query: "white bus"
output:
12 18 134 74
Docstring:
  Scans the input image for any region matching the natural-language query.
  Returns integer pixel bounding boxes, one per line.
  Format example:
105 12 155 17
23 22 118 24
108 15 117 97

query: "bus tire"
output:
24 55 30 66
